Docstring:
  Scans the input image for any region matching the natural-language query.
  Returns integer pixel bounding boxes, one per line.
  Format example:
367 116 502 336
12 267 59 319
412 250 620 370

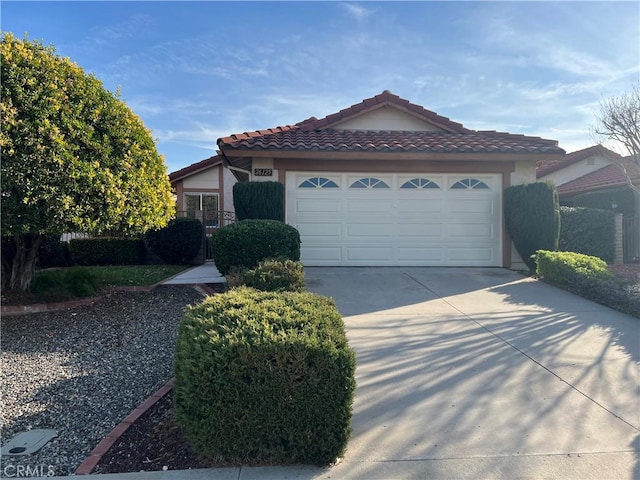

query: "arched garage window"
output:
451 178 490 189
299 177 339 188
400 178 440 189
349 177 390 189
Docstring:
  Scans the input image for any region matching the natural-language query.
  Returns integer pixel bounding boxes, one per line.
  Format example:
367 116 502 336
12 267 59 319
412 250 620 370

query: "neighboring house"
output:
216 90 564 268
169 155 237 231
537 145 640 262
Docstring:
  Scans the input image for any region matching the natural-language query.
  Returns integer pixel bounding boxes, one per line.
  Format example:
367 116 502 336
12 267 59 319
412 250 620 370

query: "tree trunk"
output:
9 234 42 292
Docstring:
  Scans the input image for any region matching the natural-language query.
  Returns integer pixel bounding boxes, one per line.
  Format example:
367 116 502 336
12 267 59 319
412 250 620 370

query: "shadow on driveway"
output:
305 267 640 479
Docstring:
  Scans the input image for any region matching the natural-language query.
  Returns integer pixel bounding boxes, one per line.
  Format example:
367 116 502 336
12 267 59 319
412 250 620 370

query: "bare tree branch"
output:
591 83 640 192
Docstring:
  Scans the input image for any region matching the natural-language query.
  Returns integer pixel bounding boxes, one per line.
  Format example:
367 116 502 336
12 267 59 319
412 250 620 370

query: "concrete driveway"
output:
305 267 640 480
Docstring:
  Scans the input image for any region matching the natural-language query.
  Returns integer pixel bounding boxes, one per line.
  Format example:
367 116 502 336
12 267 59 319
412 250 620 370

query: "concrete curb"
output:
74 379 175 475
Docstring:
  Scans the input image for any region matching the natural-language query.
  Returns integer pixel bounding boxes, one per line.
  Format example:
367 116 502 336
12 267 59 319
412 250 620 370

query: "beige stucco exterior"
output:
333 105 444 132
539 152 612 187
183 165 220 189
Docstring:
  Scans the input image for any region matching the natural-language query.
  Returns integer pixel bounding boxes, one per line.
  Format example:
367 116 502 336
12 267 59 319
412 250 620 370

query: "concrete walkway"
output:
161 261 226 285
94 267 639 479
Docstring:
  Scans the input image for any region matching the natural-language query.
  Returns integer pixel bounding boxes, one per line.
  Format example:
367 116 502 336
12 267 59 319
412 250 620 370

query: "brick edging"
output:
74 378 175 475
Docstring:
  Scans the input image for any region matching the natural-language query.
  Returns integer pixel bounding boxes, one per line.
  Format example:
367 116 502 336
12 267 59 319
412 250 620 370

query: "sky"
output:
2 1 639 174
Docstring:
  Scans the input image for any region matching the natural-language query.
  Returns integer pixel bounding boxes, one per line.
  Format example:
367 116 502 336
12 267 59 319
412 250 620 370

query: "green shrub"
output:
173 288 356 465
535 250 612 284
242 258 305 292
211 219 301 275
31 266 98 297
69 238 145 266
145 217 203 264
575 189 636 216
504 182 560 272
233 181 284 221
535 250 638 317
37 235 72 268
559 207 615 263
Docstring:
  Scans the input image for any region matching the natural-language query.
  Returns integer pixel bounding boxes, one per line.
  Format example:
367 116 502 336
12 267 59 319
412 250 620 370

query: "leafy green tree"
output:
1 34 174 290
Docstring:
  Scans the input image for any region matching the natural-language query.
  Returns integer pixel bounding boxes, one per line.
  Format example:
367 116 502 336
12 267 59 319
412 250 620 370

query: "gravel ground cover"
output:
0 285 204 476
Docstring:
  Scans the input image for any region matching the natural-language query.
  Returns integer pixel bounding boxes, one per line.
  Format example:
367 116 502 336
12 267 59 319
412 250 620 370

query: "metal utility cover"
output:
0 429 58 456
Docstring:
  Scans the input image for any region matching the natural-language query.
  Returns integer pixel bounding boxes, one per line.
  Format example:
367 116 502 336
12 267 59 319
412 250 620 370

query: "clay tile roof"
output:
556 160 640 197
217 91 563 155
169 154 223 183
536 144 621 178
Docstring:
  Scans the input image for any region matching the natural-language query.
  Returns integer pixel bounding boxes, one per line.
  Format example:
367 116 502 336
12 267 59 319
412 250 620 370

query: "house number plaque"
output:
253 168 273 177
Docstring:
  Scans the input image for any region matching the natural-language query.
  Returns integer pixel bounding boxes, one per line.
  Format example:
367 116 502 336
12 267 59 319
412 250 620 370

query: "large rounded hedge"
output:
211 219 301 274
173 287 355 464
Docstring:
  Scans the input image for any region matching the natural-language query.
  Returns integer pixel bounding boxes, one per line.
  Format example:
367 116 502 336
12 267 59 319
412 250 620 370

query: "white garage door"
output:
286 173 502 266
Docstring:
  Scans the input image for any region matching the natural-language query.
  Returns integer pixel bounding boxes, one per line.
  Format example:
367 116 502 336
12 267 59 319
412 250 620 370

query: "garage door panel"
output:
347 198 393 213
397 247 443 261
347 223 393 238
295 198 342 213
446 223 494 239
347 247 394 262
396 222 443 237
286 172 501 267
296 223 342 238
446 198 495 215
303 246 343 263
396 198 443 213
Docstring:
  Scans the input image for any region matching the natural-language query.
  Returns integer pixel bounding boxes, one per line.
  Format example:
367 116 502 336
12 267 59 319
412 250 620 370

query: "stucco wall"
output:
251 158 278 182
333 106 444 132
183 166 220 189
540 154 612 187
223 167 236 213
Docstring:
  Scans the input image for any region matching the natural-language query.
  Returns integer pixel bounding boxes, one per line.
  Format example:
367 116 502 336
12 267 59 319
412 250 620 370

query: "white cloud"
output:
340 3 373 21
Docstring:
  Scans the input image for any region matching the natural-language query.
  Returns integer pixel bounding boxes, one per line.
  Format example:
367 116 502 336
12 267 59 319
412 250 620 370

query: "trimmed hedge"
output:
242 258 305 292
38 235 72 268
145 217 204 265
173 288 356 465
211 219 301 275
233 181 285 221
535 250 612 284
535 250 639 317
559 207 615 263
69 238 145 266
575 188 636 216
31 266 98 297
504 182 560 272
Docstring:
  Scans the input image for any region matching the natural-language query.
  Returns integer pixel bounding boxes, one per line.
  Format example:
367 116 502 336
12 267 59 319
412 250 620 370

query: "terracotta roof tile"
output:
169 155 223 183
219 129 562 154
557 161 640 196
217 91 563 156
536 144 621 177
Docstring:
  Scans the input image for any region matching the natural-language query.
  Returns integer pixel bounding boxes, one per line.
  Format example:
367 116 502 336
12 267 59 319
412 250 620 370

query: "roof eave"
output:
219 148 565 162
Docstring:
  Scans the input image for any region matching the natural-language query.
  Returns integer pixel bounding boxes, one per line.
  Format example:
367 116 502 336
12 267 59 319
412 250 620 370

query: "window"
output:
299 177 339 188
450 178 490 190
349 177 390 189
184 193 219 227
400 178 440 189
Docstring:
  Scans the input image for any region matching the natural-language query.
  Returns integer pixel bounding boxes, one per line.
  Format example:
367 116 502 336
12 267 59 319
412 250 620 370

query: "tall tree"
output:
592 83 640 191
1 34 174 291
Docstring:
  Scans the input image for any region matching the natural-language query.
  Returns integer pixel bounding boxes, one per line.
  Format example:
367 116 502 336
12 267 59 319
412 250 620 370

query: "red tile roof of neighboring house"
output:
169 155 223 183
557 161 640 197
218 91 564 155
536 144 622 178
